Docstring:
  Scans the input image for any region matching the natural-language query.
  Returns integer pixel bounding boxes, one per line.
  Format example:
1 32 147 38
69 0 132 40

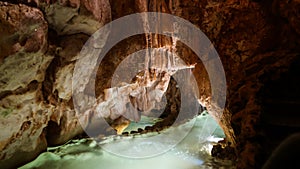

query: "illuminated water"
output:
19 113 235 169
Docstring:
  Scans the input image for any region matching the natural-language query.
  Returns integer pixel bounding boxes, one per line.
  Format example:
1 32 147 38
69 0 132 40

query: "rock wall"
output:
0 1 111 168
0 0 299 168
0 2 52 168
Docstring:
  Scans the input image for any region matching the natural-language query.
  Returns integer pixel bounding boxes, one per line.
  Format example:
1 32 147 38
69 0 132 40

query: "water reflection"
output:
20 113 234 169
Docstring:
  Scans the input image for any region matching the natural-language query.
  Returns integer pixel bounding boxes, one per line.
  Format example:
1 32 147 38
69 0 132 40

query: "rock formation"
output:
0 0 299 168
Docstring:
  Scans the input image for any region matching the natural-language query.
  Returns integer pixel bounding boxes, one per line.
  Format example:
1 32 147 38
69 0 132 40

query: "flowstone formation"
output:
75 46 197 136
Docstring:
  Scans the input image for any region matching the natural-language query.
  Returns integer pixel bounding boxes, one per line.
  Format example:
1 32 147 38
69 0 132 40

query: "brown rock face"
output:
0 1 48 61
0 2 52 168
0 0 111 168
0 0 300 169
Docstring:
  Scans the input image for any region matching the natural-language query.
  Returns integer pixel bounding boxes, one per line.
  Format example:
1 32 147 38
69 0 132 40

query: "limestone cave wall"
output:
0 0 299 168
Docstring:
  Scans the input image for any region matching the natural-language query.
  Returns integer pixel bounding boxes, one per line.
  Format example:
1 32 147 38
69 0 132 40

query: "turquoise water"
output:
123 116 163 133
19 113 234 169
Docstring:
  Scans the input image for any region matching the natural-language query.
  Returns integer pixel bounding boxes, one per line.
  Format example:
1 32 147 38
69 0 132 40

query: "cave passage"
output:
19 111 231 169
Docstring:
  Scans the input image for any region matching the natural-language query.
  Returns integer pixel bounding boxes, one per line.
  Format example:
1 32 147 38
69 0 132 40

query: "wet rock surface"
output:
0 0 299 168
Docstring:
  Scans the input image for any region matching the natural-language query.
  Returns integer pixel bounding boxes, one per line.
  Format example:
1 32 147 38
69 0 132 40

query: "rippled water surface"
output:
20 113 235 169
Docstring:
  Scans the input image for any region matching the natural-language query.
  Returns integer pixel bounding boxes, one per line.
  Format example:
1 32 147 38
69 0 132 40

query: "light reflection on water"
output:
19 113 235 169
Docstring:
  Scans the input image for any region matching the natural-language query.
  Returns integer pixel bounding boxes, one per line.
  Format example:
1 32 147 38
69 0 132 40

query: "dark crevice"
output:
41 54 60 104
259 56 300 165
45 120 62 146
0 80 39 100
